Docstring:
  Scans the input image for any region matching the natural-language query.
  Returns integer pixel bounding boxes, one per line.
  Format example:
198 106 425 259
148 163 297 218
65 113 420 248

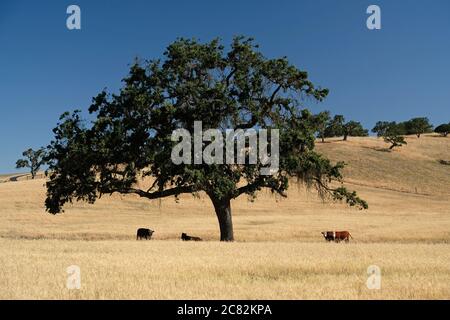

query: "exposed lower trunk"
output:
300 144 306 152
210 196 234 241
343 134 348 141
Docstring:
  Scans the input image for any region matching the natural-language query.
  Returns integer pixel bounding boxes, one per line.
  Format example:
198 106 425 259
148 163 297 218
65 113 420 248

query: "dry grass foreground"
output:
0 135 449 299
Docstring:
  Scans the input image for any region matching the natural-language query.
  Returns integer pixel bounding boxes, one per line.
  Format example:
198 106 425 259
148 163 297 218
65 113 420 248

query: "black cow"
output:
136 228 154 240
181 232 202 241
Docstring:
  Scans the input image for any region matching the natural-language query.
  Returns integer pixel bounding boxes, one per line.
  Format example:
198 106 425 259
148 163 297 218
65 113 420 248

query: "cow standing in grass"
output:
136 228 154 240
321 231 353 243
334 231 353 243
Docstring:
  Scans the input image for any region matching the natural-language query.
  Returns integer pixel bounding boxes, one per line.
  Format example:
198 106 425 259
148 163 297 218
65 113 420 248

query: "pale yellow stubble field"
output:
1 239 448 299
0 135 449 299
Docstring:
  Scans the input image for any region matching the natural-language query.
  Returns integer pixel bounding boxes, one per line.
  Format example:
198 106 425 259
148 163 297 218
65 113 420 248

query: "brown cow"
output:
334 231 353 243
321 231 353 243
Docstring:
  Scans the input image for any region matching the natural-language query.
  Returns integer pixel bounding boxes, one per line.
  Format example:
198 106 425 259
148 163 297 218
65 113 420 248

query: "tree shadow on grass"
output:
316 139 347 144
361 146 392 153
8 174 29 182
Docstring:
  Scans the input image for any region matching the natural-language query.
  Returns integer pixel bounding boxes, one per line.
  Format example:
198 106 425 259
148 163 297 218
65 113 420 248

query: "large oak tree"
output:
45 37 367 241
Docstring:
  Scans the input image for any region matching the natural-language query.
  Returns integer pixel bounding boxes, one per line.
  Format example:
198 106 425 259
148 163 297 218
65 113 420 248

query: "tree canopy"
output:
324 115 368 141
403 117 433 138
434 123 450 137
372 121 407 149
45 36 367 241
313 111 331 143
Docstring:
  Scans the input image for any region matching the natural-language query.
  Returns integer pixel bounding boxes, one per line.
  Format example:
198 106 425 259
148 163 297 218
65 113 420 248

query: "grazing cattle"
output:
321 231 353 243
136 228 154 240
181 233 202 241
334 231 352 243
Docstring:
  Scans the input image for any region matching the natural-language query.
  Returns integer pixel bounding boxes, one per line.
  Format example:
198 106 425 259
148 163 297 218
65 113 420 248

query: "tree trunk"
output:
210 196 234 241
343 134 348 141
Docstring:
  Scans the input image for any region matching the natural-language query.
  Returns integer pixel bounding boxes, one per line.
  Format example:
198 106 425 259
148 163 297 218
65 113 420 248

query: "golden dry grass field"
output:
0 135 449 299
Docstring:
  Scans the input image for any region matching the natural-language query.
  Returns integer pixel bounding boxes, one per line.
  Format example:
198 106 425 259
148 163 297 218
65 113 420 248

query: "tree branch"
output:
225 68 236 87
235 84 282 130
237 178 287 198
269 84 282 104
119 185 197 200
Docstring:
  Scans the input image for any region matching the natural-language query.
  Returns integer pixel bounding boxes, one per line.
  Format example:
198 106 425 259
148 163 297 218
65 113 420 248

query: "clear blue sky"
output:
1 0 449 174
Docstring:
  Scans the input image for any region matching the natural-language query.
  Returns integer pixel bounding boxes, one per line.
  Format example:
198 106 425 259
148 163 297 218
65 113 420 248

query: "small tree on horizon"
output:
313 111 331 143
434 123 450 137
403 117 433 138
44 37 367 242
342 120 369 141
15 148 46 179
324 115 368 141
372 121 407 150
324 114 344 138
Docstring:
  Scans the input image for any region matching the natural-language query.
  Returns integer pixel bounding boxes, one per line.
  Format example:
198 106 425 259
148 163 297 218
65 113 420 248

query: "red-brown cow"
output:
321 231 353 243
334 231 353 243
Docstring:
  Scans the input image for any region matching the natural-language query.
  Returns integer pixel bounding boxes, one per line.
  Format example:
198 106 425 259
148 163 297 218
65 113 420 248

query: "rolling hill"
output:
316 134 450 196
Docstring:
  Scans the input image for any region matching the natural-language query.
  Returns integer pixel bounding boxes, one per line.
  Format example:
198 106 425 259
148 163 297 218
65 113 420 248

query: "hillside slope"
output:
316 134 450 196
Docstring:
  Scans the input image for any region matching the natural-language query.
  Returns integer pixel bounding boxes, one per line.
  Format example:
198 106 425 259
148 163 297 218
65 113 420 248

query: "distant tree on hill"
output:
313 111 331 143
394 121 408 135
403 117 433 138
434 123 450 137
342 120 369 141
324 114 344 138
16 148 46 179
44 36 368 242
372 121 407 150
325 115 368 141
